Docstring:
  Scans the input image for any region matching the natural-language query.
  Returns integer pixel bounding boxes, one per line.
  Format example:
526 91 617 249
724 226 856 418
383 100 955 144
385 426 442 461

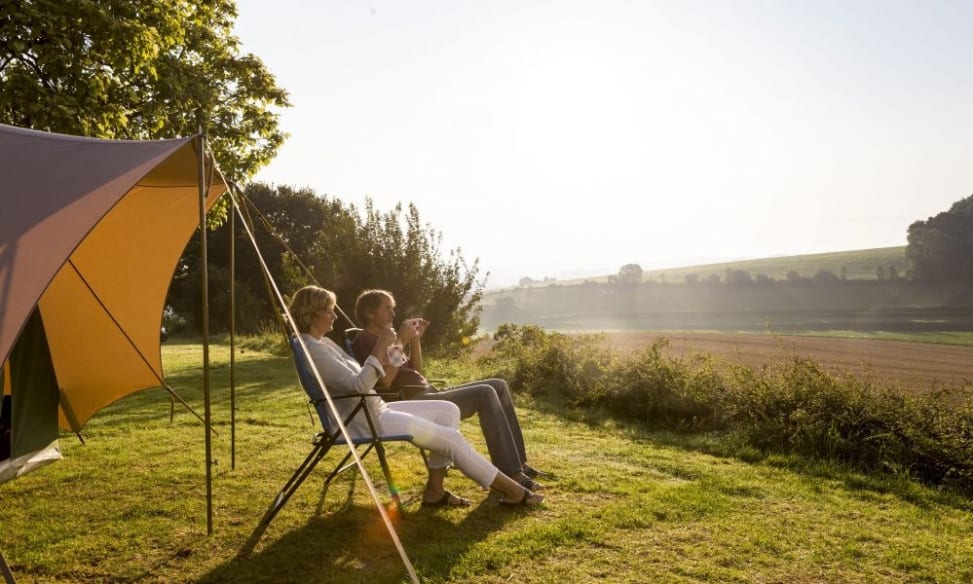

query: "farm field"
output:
600 331 973 391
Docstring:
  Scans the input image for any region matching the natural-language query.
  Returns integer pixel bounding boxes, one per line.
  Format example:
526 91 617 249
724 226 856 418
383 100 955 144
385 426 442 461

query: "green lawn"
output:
1 341 971 583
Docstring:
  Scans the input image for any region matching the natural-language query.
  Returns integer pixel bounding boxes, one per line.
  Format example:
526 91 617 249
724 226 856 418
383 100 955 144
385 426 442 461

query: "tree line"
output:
592 192 973 288
165 183 484 356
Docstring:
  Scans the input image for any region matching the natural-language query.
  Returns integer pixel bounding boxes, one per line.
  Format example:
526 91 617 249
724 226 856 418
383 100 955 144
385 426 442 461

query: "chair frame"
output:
257 337 424 531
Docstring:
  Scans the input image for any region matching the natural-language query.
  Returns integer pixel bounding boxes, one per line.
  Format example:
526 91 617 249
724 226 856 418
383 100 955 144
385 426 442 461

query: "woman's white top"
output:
299 333 389 438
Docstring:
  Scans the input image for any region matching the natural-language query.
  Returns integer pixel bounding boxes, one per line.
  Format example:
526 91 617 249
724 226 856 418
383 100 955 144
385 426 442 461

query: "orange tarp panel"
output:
0 123 225 434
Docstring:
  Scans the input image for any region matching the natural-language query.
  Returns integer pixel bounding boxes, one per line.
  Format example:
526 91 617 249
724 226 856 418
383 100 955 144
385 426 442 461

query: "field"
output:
1 340 972 582
598 331 973 391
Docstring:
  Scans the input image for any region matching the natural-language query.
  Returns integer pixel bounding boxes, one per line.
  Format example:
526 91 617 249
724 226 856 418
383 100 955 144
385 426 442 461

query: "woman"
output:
288 285 543 507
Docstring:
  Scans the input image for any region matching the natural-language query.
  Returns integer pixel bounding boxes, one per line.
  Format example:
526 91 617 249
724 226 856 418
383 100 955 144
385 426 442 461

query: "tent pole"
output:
197 130 214 536
0 547 17 583
229 190 237 470
228 191 420 584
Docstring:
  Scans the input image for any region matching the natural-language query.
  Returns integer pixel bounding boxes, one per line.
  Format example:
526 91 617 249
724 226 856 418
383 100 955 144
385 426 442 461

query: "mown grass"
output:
1 339 972 583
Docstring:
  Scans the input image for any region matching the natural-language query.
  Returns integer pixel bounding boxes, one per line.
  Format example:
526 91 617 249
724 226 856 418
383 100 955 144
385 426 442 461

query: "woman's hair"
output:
355 289 394 327
288 285 336 333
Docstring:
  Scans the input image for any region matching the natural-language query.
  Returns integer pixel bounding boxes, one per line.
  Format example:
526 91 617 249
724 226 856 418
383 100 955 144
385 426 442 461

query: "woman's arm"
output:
306 338 384 395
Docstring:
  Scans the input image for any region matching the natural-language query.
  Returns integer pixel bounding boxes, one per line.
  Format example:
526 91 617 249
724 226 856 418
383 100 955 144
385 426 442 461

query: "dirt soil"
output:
602 332 973 392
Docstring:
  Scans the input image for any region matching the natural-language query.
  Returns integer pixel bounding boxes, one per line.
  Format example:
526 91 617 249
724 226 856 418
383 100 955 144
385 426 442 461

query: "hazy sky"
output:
234 0 973 288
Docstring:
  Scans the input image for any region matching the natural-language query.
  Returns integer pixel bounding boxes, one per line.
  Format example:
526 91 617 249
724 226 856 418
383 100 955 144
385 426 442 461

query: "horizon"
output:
482 243 908 291
234 1 973 289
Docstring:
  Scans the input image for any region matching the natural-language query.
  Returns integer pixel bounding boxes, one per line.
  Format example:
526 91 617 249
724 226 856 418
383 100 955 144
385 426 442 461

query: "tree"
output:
754 273 774 286
338 199 484 356
168 183 355 333
168 184 484 356
906 194 973 283
812 269 841 285
0 0 289 184
617 263 643 286
725 269 753 286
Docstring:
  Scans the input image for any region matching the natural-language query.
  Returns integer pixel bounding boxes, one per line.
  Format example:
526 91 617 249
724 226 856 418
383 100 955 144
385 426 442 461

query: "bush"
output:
474 324 973 495
482 324 614 403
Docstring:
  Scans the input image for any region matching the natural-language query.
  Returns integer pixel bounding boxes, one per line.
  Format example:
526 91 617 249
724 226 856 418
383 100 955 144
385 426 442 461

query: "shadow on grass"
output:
197 494 523 584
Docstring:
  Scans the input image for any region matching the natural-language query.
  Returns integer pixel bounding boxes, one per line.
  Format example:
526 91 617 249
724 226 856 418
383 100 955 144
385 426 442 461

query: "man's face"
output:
372 295 396 328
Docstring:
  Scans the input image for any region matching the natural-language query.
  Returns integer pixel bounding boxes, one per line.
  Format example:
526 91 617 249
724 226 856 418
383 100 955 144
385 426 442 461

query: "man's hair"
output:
355 289 393 327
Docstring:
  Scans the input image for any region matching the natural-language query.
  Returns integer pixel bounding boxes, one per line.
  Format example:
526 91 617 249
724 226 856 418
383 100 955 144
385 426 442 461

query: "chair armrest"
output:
388 384 433 401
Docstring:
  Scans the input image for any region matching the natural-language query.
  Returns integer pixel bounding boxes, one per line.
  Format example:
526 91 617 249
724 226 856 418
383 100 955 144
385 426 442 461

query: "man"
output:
352 289 547 489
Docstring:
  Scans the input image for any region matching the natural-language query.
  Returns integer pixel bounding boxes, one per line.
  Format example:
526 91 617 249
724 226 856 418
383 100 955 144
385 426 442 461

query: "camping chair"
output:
257 335 424 530
344 327 448 401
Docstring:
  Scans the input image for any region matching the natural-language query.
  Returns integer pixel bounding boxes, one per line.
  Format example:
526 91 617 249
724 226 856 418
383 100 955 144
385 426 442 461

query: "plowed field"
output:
603 332 973 392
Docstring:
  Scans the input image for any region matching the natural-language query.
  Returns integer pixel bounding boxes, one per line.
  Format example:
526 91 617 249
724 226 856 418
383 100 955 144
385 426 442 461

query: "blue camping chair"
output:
257 335 423 530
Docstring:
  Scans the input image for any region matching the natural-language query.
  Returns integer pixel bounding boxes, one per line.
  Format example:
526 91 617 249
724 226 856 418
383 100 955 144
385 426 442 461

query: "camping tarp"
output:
0 123 226 482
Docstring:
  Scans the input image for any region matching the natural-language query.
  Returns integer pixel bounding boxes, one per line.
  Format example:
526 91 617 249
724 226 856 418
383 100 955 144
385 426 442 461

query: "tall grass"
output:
475 325 973 495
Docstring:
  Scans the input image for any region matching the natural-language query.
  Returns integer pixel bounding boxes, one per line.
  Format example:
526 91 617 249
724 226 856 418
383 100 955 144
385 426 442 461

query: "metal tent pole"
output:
229 192 237 470
1 547 17 583
197 130 214 535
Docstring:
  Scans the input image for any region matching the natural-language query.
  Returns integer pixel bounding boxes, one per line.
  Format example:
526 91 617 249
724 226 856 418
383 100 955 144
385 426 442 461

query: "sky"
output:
233 0 973 289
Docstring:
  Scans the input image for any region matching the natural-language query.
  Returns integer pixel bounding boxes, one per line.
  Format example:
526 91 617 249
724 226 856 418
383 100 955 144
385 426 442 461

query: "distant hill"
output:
494 246 908 292
474 246 973 334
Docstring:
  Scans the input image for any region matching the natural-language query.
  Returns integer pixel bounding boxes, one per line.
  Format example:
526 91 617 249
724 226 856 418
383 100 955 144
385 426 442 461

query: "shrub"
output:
473 324 973 495
481 324 613 403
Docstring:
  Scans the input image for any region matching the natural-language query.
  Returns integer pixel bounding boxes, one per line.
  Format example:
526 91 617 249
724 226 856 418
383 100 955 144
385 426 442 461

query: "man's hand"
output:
412 318 430 338
398 317 429 344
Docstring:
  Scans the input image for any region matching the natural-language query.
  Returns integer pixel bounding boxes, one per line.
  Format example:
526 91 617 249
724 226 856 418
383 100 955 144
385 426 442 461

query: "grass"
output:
2 340 972 583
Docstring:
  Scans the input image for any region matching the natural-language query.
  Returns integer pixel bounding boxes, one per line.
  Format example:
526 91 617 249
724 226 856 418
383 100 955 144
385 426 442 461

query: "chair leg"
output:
373 441 404 513
258 441 330 529
325 443 375 486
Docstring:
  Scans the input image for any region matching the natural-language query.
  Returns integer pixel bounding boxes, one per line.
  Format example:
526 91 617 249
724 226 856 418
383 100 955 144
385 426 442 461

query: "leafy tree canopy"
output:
617 263 643 286
0 0 289 184
906 194 973 284
168 183 484 357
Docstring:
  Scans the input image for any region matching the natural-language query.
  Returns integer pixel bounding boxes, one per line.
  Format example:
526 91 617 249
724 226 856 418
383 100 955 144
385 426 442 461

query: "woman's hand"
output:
372 325 397 362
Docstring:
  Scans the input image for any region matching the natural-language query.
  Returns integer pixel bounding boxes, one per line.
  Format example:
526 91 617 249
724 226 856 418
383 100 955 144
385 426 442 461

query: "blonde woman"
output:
288 285 543 507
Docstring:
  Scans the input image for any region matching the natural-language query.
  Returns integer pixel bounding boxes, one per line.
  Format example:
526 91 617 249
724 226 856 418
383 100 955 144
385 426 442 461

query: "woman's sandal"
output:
421 490 471 508
500 488 541 506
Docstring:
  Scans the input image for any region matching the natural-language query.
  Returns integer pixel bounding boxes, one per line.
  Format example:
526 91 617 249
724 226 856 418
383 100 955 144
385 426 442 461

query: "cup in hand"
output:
386 342 408 367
